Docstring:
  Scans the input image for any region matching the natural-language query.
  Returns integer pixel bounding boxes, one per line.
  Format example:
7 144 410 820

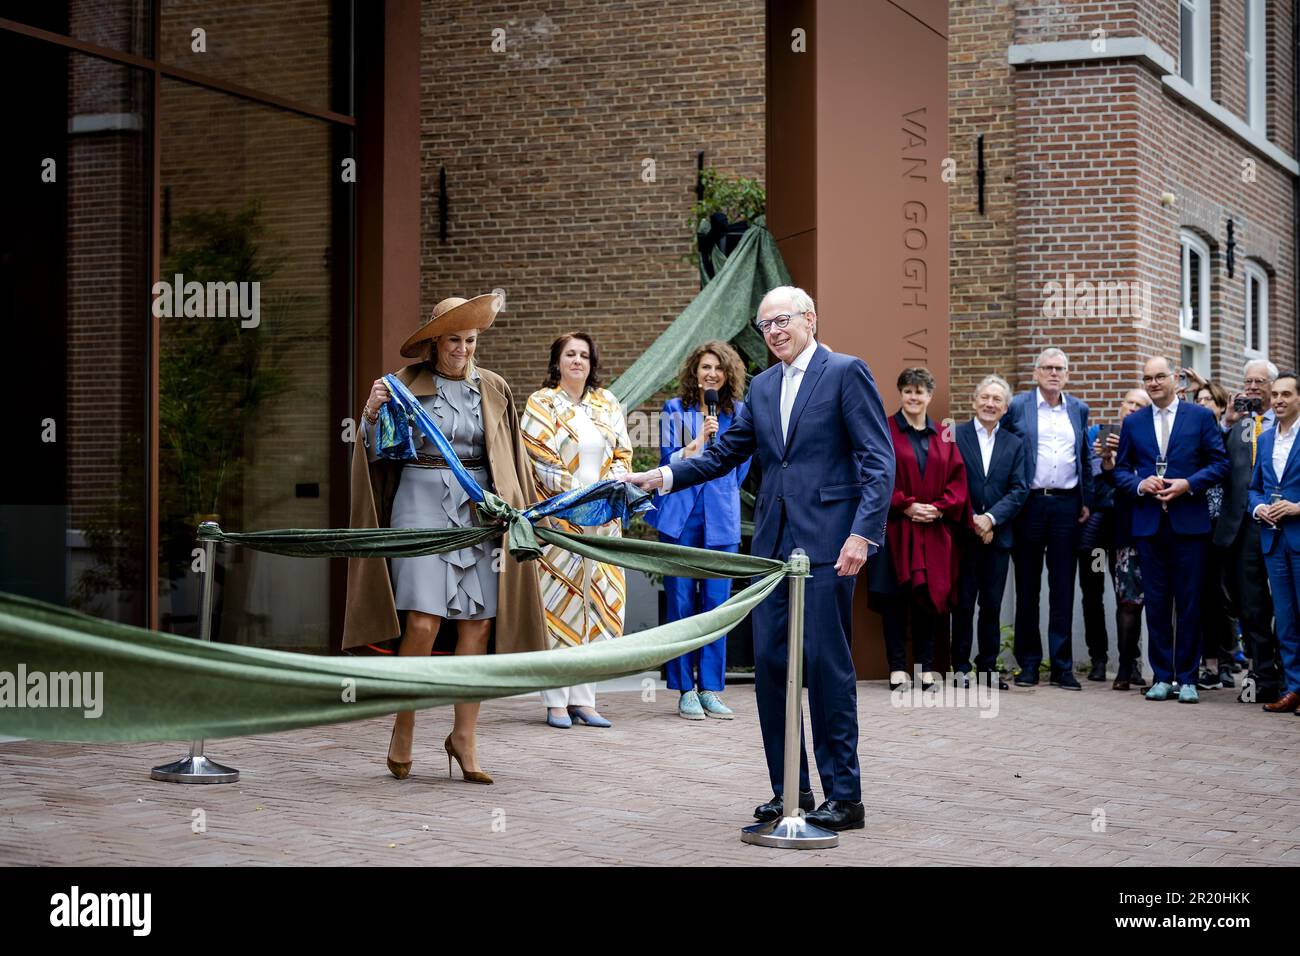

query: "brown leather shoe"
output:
1262 690 1300 713
1112 677 1131 691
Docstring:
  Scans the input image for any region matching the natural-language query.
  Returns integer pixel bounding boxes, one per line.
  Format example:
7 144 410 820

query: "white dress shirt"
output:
657 338 873 546
974 419 999 525
1137 397 1180 497
1253 416 1299 520
1031 388 1079 490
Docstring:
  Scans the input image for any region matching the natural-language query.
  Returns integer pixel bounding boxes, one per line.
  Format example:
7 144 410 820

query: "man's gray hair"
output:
1244 358 1279 381
1035 347 1068 369
973 374 1012 404
761 285 816 316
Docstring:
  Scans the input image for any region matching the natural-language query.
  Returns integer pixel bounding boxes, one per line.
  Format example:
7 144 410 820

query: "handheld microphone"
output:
703 388 719 445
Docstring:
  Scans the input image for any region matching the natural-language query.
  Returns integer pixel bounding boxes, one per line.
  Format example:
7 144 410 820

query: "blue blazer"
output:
1000 389 1095 507
644 397 751 546
954 420 1028 549
1247 424 1300 554
1110 401 1229 537
667 344 894 564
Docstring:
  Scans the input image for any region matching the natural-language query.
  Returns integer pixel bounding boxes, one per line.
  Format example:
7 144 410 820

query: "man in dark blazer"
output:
953 374 1028 689
627 286 893 832
1001 348 1094 690
1214 359 1284 704
1247 370 1300 714
1106 356 1229 703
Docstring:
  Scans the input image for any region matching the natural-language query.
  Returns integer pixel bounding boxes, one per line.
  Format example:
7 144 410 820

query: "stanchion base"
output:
740 815 839 849
149 755 240 784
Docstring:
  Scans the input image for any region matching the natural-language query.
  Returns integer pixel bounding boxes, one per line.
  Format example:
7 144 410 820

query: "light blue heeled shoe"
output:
568 706 612 728
698 690 734 719
1145 681 1173 701
545 709 572 729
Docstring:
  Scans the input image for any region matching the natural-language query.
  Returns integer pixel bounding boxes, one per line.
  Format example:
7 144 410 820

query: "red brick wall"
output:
418 0 766 413
951 0 1297 423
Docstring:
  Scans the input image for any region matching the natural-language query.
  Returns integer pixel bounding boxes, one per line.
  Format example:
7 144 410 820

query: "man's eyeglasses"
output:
1244 377 1270 386
1142 372 1171 384
1037 364 1066 374
755 313 802 335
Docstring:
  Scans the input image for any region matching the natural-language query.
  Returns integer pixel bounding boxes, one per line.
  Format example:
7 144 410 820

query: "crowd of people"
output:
875 349 1298 715
339 285 1297 831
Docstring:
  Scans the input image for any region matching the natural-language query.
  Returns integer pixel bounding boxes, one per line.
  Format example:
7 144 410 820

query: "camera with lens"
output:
1233 395 1265 415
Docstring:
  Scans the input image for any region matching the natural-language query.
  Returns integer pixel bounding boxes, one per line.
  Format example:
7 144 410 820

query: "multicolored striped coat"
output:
521 386 634 647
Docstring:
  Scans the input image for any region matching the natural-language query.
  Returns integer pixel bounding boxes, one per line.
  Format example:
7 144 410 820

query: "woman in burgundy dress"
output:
866 367 969 691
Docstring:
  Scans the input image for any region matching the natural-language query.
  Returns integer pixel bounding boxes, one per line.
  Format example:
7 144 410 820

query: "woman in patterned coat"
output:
521 332 634 729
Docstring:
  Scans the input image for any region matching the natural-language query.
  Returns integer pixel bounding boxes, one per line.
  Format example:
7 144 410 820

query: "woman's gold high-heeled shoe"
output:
444 735 493 785
387 724 412 780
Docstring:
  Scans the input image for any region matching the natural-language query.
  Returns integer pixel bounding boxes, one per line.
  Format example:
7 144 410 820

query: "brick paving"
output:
1 679 1298 866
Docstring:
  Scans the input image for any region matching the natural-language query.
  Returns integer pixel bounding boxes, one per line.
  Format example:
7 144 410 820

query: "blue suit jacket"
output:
1110 401 1230 537
1247 424 1300 554
1000 389 1095 507
644 397 751 546
954 420 1029 549
666 344 894 564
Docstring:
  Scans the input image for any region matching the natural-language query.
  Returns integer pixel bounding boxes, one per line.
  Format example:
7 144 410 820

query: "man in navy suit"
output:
1001 348 1094 690
1248 371 1300 714
627 286 893 832
953 374 1028 688
1105 356 1229 703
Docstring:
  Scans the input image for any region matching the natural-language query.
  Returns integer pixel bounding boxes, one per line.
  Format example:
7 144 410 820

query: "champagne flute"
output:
1155 456 1168 511
1269 491 1283 528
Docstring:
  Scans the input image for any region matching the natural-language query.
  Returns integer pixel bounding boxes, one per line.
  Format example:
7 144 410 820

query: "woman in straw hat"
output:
522 331 635 729
344 293 545 785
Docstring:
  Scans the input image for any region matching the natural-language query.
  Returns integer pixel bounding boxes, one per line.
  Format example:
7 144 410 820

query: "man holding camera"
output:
1214 359 1284 704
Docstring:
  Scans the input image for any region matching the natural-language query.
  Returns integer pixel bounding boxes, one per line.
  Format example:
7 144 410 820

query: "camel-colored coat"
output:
341 362 546 653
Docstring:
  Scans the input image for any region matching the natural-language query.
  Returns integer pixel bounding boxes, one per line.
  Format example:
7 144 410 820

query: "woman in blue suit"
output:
647 340 750 720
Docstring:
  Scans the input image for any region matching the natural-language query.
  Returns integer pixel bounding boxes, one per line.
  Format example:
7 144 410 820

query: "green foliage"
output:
691 167 767 230
689 168 766 257
157 201 301 573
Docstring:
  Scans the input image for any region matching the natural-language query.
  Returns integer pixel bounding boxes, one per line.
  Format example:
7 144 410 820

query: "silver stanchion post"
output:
150 521 240 784
741 548 837 849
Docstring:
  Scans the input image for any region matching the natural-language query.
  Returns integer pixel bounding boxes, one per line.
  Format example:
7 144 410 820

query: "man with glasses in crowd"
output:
1104 356 1229 703
1216 359 1285 704
1002 348 1094 690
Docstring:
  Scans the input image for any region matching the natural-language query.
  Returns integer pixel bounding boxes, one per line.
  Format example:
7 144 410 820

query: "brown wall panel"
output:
814 0 949 678
766 0 817 242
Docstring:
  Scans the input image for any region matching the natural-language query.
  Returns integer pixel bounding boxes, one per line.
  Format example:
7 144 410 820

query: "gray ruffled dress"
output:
388 375 499 620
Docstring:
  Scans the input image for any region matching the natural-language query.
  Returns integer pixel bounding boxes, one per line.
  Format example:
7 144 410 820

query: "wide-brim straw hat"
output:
399 292 502 358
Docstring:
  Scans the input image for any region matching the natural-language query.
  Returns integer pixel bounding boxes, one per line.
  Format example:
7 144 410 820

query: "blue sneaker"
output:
1145 681 1173 701
698 690 734 720
1178 684 1200 703
677 690 706 720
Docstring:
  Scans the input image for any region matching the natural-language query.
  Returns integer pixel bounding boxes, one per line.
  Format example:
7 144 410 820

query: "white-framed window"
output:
1179 0 1211 92
1245 0 1267 131
1245 261 1269 359
1179 231 1211 375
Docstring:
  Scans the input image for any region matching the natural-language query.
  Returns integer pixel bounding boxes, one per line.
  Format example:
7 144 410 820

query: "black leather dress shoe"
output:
754 790 814 822
1087 661 1107 681
806 800 865 831
1013 672 1038 687
1051 672 1082 690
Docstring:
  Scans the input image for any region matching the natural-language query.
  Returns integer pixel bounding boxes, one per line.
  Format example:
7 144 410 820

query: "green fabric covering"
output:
0 567 785 743
607 217 790 412
198 523 783 580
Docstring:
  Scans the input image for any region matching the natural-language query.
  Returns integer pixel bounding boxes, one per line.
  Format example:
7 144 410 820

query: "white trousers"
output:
540 684 595 708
